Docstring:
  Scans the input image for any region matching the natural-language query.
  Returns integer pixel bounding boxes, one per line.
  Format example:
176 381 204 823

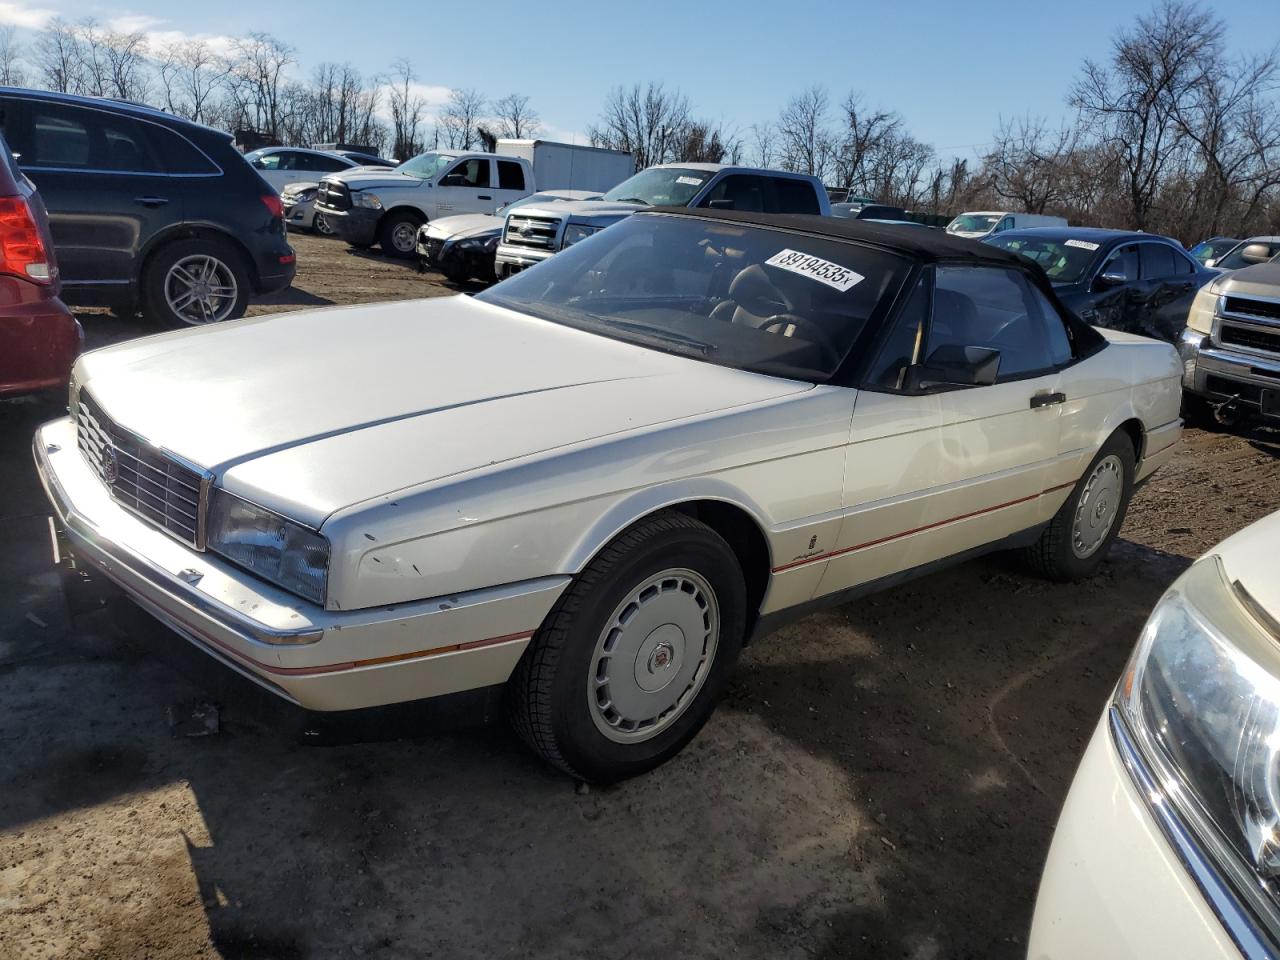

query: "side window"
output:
867 275 928 389
769 177 822 215
1173 251 1195 275
1139 242 1178 279
442 158 490 188
1100 244 1139 282
497 160 525 191
145 126 219 175
993 216 1014 233
24 104 158 172
252 152 282 170
302 153 349 173
929 266 1069 379
698 174 766 212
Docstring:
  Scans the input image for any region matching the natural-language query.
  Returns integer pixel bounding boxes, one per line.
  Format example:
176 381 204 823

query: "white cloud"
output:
106 12 161 33
0 1 56 29
141 28 239 57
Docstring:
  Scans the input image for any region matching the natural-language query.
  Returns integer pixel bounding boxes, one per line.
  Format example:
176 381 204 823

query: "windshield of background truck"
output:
1213 239 1280 270
398 153 457 180
947 214 1002 234
602 168 712 206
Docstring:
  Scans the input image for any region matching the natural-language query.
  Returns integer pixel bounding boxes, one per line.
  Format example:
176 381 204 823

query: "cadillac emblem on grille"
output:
102 442 120 484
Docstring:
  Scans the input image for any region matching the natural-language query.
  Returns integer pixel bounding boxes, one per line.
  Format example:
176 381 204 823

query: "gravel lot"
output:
2 233 1278 959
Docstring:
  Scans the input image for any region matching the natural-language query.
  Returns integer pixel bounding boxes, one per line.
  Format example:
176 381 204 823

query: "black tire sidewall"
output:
379 213 422 258
549 525 746 782
1053 433 1136 579
142 237 251 329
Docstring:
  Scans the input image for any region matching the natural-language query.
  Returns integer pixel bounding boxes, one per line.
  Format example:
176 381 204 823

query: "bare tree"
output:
985 115 1080 213
157 39 231 124
101 29 150 101
230 33 295 139
0 26 25 86
588 82 693 169
388 58 426 159
833 92 901 194
492 92 540 140
438 87 486 150
33 19 83 93
777 85 834 180
1070 0 1220 229
748 122 776 168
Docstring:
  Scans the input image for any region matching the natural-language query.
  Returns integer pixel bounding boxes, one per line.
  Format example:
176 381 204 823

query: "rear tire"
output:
1022 432 1136 582
378 211 423 258
508 510 746 783
140 237 250 329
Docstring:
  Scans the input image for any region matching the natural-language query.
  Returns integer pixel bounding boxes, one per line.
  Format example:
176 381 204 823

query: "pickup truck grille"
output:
75 390 208 548
504 215 560 249
1220 324 1280 356
1224 296 1280 323
316 180 351 212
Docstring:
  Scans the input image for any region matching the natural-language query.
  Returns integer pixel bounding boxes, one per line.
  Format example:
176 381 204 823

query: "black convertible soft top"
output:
642 207 1029 268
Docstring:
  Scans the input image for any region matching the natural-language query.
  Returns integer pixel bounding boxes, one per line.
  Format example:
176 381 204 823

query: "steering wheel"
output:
759 314 841 366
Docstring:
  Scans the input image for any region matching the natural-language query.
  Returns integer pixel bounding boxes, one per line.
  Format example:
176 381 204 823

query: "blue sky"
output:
11 0 1280 160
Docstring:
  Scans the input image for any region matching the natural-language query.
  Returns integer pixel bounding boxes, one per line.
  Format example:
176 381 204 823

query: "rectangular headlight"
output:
1117 555 1280 929
207 491 329 605
560 223 598 248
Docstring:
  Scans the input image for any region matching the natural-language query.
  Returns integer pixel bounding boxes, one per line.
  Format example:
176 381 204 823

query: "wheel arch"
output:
562 483 776 639
380 205 428 228
137 223 258 289
1116 416 1146 464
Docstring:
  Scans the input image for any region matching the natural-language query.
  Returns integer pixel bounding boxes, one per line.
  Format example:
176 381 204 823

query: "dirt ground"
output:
2 233 1278 960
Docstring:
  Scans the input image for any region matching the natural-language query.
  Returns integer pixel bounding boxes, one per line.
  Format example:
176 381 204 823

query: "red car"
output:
0 130 79 399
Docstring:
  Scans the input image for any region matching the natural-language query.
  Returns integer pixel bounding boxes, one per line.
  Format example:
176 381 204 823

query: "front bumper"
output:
33 417 567 711
1028 710 1259 959
283 198 316 230
494 242 554 276
1178 326 1280 416
316 205 379 246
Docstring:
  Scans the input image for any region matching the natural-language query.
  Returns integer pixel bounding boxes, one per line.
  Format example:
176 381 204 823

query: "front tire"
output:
141 238 250 329
313 212 335 236
509 510 746 783
378 211 423 258
1023 432 1136 581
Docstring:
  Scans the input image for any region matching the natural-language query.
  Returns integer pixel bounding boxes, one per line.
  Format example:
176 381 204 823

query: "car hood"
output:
325 169 422 191
1215 509 1280 631
76 297 811 527
1212 258 1280 297
425 213 499 240
517 199 645 222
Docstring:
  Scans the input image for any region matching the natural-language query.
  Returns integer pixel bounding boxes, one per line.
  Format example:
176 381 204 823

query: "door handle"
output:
134 196 169 207
477 195 491 200
1030 391 1067 409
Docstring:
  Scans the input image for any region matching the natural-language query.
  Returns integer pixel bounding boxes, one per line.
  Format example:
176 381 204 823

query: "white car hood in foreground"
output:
327 169 422 191
425 213 499 240
76 297 811 526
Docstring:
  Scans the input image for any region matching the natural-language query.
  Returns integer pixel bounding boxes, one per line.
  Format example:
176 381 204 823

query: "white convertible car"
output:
34 209 1182 781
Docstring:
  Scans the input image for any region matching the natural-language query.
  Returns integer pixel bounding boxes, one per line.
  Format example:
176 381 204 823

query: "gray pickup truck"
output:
1179 256 1280 427
494 163 830 276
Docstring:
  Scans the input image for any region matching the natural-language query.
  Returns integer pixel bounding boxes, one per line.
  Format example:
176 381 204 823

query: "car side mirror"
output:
1241 242 1272 264
909 344 1001 389
1204 258 1217 268
1093 270 1127 291
439 173 466 187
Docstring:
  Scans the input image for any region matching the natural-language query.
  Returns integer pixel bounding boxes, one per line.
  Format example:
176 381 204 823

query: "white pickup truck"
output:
316 140 632 258
494 163 831 276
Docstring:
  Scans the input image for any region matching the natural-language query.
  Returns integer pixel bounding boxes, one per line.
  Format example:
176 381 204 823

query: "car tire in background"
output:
141 237 251 329
313 213 335 236
378 211 424 258
1022 431 1136 582
509 510 746 783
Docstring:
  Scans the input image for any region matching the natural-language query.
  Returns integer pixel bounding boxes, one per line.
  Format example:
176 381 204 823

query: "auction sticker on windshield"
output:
1064 239 1100 251
765 249 865 292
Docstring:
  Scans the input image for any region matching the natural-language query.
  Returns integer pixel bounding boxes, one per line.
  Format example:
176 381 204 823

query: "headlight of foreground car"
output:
287 187 317 203
1186 284 1221 335
457 234 500 252
353 192 383 210
1117 555 1280 925
561 223 599 248
206 491 329 605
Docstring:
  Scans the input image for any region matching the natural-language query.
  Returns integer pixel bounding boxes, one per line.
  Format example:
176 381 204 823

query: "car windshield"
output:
982 235 1099 284
1189 238 1240 264
602 168 712 206
477 213 912 382
398 152 457 180
947 214 1001 234
1213 239 1280 271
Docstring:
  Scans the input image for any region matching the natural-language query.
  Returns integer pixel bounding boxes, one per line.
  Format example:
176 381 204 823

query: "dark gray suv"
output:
0 88 295 328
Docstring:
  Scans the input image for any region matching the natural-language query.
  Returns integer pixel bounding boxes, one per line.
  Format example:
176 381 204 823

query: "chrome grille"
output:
76 391 208 548
316 179 351 211
503 215 560 249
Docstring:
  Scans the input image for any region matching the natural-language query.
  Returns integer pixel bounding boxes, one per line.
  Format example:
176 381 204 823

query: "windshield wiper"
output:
595 316 717 354
610 197 652 205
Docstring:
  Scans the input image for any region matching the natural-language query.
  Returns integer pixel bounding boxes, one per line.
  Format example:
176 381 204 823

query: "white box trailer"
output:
496 139 633 194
